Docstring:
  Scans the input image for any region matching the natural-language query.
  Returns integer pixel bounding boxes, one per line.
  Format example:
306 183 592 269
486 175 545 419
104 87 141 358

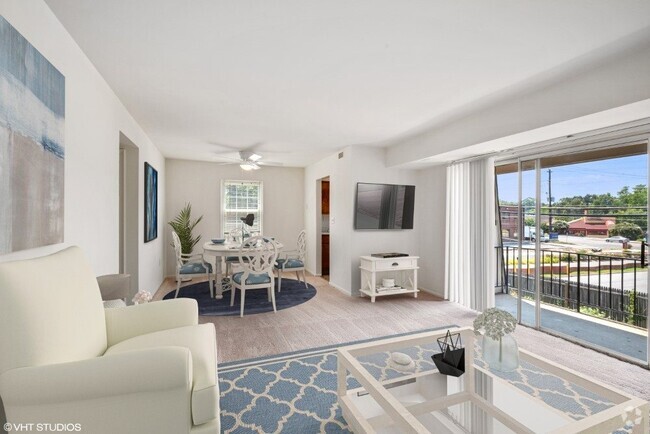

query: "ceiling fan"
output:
211 142 284 170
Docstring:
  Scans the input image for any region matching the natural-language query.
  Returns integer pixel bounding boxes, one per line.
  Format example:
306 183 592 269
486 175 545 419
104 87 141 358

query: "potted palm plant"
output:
168 203 203 255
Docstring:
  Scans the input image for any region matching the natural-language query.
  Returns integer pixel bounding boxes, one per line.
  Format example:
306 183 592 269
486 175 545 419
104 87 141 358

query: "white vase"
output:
482 334 519 372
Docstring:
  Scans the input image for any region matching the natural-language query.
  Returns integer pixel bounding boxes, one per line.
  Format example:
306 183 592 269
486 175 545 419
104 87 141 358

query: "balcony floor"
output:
496 292 647 362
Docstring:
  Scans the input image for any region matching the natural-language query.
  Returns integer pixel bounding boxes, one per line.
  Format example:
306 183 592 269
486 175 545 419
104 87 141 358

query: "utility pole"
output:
547 169 553 231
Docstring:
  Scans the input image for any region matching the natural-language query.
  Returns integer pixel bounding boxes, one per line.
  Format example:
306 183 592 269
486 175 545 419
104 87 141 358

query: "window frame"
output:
220 179 263 236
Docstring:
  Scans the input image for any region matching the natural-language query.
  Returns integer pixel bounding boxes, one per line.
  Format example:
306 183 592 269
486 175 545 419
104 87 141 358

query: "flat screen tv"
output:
354 183 415 230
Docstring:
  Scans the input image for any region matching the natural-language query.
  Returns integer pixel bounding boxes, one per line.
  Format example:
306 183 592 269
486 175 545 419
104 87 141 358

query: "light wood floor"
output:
154 273 650 400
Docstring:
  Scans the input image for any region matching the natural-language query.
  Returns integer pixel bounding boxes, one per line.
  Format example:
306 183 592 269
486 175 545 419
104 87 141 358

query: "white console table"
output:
359 256 419 302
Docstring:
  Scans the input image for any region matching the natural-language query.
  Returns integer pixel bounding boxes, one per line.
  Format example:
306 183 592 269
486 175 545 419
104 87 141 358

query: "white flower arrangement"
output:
473 308 516 341
132 290 152 305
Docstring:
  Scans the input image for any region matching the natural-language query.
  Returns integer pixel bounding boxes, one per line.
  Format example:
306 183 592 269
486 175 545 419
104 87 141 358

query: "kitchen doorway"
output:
319 177 330 281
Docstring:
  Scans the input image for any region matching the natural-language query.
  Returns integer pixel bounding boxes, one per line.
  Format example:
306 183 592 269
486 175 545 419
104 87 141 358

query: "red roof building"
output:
567 216 616 237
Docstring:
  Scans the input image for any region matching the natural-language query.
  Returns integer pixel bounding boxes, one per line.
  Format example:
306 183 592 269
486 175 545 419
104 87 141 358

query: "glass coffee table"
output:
337 327 649 433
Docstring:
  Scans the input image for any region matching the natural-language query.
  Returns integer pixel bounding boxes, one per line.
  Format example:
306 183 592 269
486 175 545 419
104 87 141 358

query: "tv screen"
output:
354 183 415 230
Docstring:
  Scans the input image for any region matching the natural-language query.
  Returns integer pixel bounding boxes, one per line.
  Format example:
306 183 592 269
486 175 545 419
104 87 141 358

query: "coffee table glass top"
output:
339 329 644 434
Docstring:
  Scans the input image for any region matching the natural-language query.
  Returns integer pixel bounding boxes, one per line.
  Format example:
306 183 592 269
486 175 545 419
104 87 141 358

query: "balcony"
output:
496 245 648 362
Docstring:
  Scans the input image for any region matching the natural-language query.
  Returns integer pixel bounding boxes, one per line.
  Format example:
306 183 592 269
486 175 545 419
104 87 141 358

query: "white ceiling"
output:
45 0 650 167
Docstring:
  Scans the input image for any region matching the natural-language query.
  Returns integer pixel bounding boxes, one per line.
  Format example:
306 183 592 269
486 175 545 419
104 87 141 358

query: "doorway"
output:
119 133 139 299
316 177 330 281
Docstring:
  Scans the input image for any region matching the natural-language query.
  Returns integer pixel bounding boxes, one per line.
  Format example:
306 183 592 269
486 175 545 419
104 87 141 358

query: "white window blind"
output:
222 180 263 235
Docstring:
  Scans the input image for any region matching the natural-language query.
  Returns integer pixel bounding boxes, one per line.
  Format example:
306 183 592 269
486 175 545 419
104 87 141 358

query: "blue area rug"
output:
163 278 316 316
218 327 624 433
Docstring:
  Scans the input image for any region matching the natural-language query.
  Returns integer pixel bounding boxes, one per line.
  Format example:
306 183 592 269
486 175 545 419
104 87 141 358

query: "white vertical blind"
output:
445 158 496 311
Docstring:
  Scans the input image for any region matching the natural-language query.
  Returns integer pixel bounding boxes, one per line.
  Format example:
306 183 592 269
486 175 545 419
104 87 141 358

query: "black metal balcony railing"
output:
496 246 648 329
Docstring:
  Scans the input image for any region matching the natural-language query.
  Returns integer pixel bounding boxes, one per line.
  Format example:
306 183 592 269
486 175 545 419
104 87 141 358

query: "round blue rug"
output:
163 278 317 316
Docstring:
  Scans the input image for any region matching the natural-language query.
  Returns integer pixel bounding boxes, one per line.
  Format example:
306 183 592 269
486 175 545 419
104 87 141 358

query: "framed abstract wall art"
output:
144 162 158 242
0 16 65 254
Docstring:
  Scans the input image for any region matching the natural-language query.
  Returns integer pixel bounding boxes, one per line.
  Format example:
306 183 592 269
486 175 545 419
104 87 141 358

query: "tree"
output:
609 222 643 241
553 220 569 235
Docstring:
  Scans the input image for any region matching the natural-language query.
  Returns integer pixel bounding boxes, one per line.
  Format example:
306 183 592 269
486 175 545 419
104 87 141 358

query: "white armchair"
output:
0 247 219 434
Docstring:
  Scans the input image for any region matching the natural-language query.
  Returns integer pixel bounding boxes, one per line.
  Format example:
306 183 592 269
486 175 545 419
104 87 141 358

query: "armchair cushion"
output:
179 262 212 274
104 324 218 425
104 298 199 347
232 271 271 285
275 258 304 269
0 246 107 375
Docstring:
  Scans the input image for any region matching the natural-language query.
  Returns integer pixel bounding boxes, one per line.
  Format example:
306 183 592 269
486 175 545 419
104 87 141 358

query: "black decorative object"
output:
240 213 255 227
432 330 465 377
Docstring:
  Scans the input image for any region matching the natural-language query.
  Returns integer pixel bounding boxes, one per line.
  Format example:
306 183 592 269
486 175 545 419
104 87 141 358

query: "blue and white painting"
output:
0 16 65 254
144 162 158 242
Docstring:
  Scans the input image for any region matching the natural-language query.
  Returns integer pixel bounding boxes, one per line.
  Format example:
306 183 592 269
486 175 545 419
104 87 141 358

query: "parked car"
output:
605 236 629 243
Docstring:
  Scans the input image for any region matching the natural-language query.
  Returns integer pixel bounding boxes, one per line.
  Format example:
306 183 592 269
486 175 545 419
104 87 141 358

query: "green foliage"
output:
627 291 638 326
609 222 643 241
579 306 607 319
552 220 569 234
524 217 536 227
551 185 647 231
168 203 203 254
521 197 536 209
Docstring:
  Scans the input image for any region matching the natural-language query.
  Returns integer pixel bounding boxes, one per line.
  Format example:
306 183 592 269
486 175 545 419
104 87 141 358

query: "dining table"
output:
202 239 283 299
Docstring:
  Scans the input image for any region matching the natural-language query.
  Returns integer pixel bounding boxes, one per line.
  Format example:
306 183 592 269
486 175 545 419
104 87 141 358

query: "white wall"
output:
165 160 304 276
415 165 447 297
305 146 424 295
0 1 166 295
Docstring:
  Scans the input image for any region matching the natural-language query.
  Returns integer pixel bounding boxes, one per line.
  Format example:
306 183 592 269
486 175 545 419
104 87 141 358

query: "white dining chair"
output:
230 236 279 317
172 231 214 298
274 229 307 292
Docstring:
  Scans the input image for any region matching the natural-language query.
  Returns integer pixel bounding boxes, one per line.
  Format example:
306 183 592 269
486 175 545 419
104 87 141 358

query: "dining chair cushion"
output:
275 258 304 269
232 272 271 285
179 262 212 274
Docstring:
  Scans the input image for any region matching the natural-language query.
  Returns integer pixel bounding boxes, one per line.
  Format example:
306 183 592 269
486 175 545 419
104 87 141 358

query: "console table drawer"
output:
374 258 416 270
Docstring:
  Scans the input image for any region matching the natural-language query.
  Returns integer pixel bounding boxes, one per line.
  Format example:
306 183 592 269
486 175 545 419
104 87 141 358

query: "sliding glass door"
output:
496 143 649 366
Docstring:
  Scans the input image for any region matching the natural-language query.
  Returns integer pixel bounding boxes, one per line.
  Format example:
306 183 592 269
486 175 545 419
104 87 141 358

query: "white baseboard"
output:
329 281 352 296
417 287 444 298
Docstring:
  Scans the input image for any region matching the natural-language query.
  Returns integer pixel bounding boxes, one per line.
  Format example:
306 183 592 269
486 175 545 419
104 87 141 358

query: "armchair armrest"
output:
0 347 193 432
105 298 198 346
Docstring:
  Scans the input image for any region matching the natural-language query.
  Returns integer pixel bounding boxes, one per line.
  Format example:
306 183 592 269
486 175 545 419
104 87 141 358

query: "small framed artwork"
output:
144 162 158 242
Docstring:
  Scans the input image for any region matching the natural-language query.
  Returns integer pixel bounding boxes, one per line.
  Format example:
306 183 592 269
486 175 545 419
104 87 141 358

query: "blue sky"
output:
497 154 647 203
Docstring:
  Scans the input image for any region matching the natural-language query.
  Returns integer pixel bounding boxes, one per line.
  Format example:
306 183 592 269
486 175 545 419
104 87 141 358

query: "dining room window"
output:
222 180 263 235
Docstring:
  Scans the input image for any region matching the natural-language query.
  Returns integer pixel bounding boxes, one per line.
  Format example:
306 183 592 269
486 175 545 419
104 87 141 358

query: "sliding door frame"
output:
498 136 650 369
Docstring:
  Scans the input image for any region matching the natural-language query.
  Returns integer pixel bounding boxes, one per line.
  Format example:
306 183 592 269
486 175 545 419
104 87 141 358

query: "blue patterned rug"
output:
218 328 631 433
163 278 316 316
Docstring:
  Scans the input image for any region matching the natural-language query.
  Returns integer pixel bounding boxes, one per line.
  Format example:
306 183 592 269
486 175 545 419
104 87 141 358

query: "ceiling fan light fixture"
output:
249 153 262 162
240 162 260 171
